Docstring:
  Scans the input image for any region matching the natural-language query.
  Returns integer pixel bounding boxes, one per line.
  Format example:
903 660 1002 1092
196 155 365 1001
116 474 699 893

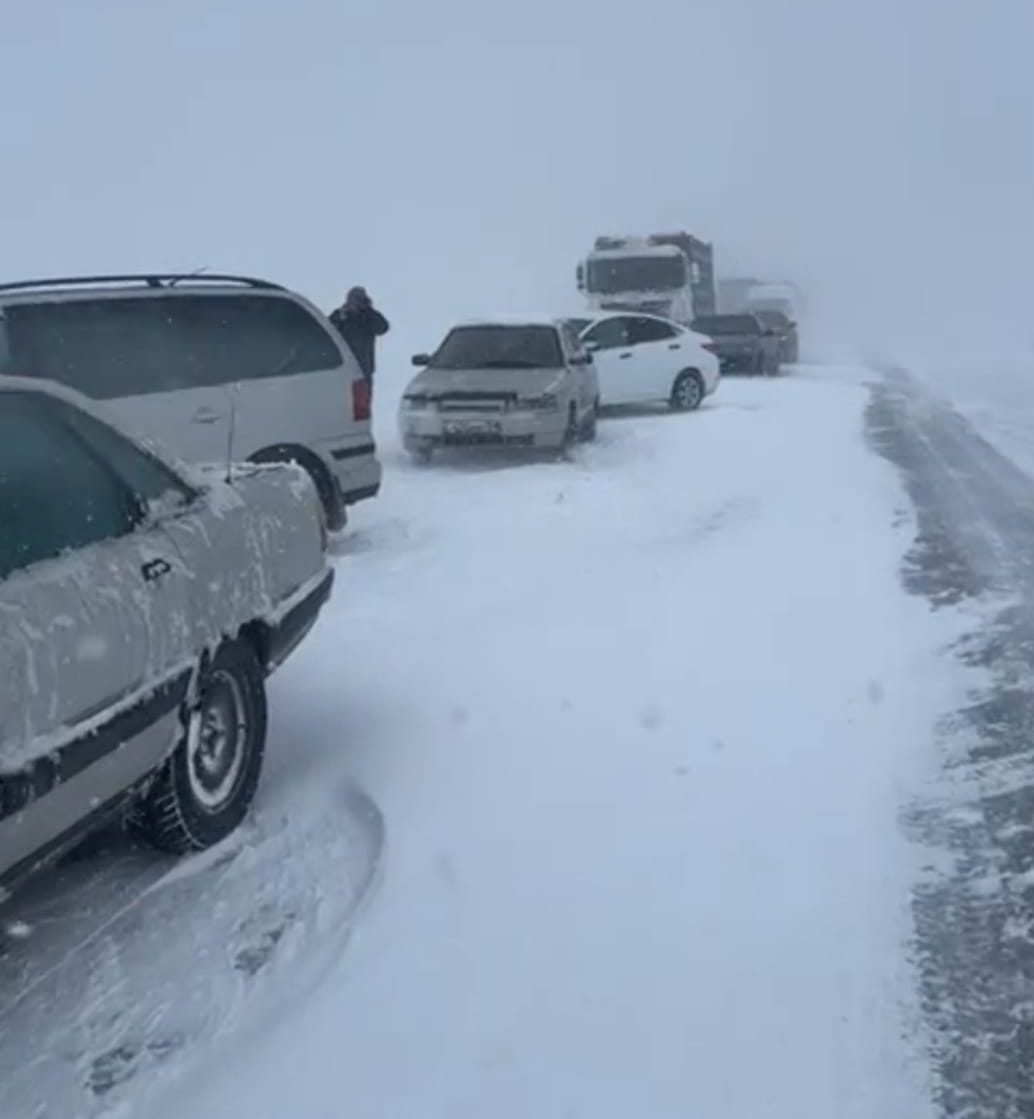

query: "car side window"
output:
57 402 195 513
0 393 138 579
170 295 343 387
4 293 342 400
627 317 677 345
583 317 630 351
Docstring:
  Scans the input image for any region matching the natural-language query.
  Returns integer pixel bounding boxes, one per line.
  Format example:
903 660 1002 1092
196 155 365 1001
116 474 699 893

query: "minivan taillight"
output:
352 377 371 422
702 340 718 353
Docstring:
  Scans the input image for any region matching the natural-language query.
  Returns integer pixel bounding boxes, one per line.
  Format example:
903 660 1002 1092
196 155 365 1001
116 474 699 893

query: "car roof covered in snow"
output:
454 314 563 330
576 311 686 330
587 244 682 260
1 373 113 410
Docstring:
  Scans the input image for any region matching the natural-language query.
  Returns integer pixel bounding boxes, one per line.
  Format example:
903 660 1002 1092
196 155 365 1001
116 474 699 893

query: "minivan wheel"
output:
670 370 704 411
134 641 267 854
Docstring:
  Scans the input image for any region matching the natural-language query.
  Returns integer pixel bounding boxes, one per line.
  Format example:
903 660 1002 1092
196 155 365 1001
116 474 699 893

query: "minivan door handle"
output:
191 407 221 425
141 557 172 583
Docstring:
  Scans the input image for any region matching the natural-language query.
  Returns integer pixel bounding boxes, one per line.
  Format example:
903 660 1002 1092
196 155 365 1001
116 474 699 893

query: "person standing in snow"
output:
329 287 390 392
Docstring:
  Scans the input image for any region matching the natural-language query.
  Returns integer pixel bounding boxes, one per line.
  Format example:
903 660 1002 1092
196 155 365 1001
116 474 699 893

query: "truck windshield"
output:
432 325 563 370
587 256 686 294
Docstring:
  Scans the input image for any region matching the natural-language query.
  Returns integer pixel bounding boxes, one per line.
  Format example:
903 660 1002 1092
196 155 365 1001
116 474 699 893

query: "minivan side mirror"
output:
412 353 431 367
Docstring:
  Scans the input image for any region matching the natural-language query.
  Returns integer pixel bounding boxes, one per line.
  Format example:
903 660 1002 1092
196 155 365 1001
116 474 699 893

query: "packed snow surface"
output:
7 369 974 1118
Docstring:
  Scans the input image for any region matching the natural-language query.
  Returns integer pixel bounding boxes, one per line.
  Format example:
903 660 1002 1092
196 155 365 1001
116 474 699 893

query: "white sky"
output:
2 0 1031 374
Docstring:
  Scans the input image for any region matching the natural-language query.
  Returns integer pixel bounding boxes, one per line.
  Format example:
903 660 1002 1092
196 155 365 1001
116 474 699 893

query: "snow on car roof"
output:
455 314 562 329
588 244 682 260
0 373 106 408
580 311 684 327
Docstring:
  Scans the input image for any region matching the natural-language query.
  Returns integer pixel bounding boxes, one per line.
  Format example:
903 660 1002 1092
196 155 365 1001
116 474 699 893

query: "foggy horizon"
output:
2 0 1031 376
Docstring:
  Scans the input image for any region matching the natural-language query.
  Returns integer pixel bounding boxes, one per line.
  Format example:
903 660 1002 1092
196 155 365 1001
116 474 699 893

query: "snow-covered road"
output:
151 368 968 1118
3 369 976 1118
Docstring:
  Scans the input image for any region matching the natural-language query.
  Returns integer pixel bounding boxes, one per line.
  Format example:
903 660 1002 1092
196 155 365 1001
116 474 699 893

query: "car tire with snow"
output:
670 370 704 412
133 640 268 854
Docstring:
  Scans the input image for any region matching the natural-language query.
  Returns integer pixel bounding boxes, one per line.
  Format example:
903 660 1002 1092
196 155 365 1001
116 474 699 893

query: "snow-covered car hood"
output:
403 366 564 398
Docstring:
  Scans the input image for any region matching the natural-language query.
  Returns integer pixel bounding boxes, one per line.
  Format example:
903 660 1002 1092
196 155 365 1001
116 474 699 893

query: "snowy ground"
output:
2 369 980 1118
913 357 1034 482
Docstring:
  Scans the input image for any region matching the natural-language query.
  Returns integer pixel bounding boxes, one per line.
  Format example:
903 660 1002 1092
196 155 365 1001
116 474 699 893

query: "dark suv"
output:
690 314 782 377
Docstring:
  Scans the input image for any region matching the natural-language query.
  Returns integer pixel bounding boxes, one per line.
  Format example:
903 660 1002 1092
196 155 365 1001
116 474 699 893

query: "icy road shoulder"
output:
145 368 971 1119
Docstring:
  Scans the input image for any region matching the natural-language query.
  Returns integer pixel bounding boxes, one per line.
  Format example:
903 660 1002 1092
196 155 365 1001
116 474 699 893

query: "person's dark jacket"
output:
329 306 390 379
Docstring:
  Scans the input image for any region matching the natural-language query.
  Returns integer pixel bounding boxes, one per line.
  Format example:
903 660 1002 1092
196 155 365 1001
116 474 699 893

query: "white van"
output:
0 274 381 529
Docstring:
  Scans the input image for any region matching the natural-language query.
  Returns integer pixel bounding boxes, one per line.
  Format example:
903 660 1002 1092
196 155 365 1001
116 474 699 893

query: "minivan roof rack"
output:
0 273 285 294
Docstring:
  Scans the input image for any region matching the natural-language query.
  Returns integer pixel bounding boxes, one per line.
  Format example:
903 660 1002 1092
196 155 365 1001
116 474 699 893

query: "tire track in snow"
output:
0 782 385 1118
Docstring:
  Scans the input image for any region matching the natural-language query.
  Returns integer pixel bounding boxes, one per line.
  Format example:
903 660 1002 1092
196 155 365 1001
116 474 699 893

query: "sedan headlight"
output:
517 393 559 411
403 395 432 410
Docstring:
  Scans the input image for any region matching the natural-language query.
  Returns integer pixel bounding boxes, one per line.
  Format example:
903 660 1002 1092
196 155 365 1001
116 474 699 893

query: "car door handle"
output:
141 557 172 583
668 343 681 350
191 407 221 425
618 352 633 360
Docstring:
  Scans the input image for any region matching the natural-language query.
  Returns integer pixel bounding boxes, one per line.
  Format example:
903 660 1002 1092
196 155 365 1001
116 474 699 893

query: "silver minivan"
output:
0 274 381 529
399 316 600 462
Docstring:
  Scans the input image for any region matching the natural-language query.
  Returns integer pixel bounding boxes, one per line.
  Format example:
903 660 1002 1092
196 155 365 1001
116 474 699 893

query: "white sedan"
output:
573 312 720 411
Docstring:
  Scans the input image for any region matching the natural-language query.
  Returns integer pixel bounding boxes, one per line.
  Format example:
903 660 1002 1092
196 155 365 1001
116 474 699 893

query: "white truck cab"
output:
576 233 715 327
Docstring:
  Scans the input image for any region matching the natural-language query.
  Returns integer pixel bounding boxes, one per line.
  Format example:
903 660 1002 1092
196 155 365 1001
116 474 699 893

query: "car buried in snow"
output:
0 379 334 895
398 316 600 463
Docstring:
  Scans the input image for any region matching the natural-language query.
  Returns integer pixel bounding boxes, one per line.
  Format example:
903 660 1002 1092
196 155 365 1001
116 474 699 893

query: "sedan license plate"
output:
444 419 500 437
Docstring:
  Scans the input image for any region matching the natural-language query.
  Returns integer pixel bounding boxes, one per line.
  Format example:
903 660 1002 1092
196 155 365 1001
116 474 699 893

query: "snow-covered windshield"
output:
750 300 794 317
431 325 563 369
587 255 686 294
754 310 790 329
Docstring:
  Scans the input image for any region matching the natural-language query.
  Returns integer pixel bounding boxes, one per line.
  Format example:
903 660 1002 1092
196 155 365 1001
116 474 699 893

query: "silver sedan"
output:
0 379 334 892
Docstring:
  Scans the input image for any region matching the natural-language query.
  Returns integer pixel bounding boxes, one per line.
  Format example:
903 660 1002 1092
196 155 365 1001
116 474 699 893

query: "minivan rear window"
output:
0 294 342 399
